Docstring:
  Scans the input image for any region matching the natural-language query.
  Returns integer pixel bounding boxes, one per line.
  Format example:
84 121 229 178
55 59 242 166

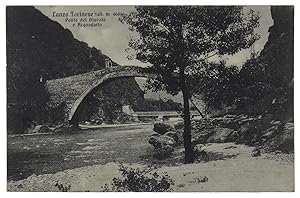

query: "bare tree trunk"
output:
182 86 194 163
179 65 194 163
179 23 193 163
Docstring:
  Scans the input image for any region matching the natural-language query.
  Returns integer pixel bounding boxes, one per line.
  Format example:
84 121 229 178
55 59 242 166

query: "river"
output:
7 124 155 181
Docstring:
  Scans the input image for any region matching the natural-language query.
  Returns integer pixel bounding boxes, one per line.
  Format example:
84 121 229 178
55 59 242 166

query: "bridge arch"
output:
68 66 155 124
46 66 156 125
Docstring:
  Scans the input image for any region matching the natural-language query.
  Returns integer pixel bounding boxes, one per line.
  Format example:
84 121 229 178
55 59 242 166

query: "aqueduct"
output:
45 66 156 125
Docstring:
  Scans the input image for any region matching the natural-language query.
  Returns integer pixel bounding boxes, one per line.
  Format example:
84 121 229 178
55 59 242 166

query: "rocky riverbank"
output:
148 114 293 161
8 142 294 192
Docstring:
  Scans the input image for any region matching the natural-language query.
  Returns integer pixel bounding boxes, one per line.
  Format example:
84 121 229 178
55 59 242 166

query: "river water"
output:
7 124 154 181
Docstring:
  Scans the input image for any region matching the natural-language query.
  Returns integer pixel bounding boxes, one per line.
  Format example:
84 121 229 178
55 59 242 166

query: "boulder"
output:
30 125 52 134
193 144 209 162
153 145 174 159
261 126 277 142
165 131 180 144
233 114 252 125
84 121 92 125
149 136 161 149
160 135 175 144
251 148 261 157
223 114 237 119
265 122 294 153
150 132 160 137
149 135 176 159
192 119 214 132
174 121 184 130
153 122 174 135
238 122 252 135
53 124 78 134
218 116 240 130
193 144 203 152
234 114 248 122
203 127 235 143
271 120 281 125
212 127 235 143
225 131 240 142
192 131 214 145
149 135 176 149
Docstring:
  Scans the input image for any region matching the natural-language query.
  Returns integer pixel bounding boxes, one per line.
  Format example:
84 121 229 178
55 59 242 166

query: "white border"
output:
0 0 298 198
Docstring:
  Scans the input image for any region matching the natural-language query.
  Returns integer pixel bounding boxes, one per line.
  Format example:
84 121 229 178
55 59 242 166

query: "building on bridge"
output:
122 105 134 116
105 58 113 68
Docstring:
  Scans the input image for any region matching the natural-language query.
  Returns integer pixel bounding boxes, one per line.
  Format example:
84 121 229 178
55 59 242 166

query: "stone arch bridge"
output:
45 66 156 125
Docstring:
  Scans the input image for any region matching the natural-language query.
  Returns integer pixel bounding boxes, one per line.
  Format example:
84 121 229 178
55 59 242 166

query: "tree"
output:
122 6 260 163
189 61 241 112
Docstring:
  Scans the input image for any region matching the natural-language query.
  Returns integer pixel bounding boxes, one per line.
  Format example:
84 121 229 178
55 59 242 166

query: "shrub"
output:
102 164 174 192
54 182 71 192
46 102 66 125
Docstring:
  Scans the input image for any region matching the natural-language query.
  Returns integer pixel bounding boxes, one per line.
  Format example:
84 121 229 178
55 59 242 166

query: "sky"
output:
36 6 273 103
36 6 273 67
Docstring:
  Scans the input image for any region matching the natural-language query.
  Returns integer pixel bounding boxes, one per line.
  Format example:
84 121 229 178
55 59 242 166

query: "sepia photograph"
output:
6 5 294 192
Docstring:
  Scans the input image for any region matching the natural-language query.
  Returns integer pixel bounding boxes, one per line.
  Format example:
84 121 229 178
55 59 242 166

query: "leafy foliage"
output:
237 60 292 115
121 6 260 162
102 164 174 192
190 58 292 116
54 182 71 192
121 6 260 94
189 61 241 109
197 6 293 117
7 64 50 134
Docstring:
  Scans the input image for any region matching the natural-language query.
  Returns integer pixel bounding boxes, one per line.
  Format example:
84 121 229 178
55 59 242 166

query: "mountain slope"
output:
6 6 144 132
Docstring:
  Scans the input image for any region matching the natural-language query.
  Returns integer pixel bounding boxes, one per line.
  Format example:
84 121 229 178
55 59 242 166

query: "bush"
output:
102 164 174 192
46 102 66 125
54 182 71 192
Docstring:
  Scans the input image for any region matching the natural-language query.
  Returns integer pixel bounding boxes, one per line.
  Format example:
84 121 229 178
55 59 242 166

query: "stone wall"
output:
46 66 154 123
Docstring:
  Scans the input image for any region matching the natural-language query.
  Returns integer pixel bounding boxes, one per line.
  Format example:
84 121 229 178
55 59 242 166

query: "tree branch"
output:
152 16 171 34
204 51 218 60
189 97 205 118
